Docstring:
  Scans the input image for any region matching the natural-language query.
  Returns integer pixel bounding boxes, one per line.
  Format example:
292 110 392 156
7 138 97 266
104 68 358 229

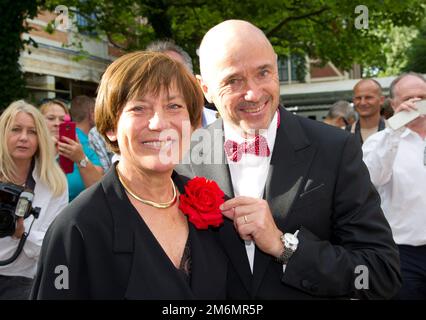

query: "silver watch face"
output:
284 233 299 246
80 158 88 167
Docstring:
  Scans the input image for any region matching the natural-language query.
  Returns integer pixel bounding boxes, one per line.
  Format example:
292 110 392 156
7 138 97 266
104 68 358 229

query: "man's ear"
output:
106 129 117 142
195 74 213 103
390 99 398 111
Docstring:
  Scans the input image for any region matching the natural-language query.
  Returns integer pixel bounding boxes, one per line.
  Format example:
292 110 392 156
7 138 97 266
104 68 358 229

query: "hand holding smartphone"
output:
58 115 76 174
388 99 426 130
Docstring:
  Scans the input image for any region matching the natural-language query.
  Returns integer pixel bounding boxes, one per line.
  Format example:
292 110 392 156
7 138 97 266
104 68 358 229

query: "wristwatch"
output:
78 156 89 168
276 230 299 265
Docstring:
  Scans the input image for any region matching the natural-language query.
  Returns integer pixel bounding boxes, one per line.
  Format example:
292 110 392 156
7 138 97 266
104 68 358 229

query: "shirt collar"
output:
223 110 278 152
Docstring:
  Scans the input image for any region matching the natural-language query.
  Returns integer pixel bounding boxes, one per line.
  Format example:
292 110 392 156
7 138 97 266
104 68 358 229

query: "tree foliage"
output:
42 0 426 74
404 20 426 73
0 0 41 111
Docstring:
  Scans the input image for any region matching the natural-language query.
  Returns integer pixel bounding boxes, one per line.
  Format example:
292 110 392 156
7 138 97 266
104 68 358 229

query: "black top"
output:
30 166 227 300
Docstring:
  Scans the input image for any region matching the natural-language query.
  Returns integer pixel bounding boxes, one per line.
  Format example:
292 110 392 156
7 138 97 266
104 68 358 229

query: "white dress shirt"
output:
362 127 426 246
224 112 278 273
0 166 68 278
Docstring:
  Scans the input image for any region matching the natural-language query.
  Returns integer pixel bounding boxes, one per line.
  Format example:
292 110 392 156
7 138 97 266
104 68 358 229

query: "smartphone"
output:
58 116 76 174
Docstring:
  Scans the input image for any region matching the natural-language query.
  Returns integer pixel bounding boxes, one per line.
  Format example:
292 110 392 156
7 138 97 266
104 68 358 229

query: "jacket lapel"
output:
252 106 317 296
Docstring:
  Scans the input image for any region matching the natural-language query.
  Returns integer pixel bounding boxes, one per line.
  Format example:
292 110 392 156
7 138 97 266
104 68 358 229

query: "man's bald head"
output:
196 20 280 135
199 20 275 80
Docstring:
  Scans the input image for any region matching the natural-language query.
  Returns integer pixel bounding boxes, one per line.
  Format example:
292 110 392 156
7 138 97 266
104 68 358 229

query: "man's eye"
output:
227 78 243 86
259 69 270 77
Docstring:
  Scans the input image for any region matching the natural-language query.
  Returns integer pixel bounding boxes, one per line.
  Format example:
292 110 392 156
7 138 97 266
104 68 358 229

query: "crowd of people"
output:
0 19 425 300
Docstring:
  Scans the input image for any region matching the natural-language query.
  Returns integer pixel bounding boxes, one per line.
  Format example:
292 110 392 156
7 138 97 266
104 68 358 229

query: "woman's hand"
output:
57 136 86 163
12 218 25 239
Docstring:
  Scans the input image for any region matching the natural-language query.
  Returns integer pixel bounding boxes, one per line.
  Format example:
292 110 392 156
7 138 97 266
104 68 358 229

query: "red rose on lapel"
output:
179 177 225 229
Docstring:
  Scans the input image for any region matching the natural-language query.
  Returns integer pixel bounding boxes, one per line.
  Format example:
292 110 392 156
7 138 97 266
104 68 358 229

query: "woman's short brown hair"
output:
95 51 204 153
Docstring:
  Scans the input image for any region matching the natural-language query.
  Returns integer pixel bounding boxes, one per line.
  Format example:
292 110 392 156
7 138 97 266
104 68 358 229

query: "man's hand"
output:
12 218 25 239
221 196 284 257
395 98 426 135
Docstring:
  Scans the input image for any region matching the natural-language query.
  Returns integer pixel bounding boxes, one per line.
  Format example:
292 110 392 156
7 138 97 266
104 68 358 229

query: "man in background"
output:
146 40 217 127
349 79 386 144
363 72 426 299
323 100 356 128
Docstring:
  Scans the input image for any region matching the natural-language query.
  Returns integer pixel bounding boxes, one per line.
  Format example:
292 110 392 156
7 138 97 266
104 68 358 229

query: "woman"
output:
39 99 103 202
0 100 68 299
31 52 228 299
39 99 69 147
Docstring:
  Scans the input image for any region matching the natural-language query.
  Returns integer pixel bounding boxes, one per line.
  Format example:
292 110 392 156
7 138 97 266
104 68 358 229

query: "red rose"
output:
179 177 225 229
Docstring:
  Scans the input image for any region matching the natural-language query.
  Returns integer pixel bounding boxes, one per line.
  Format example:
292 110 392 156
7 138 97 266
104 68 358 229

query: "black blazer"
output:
176 106 401 299
30 167 227 300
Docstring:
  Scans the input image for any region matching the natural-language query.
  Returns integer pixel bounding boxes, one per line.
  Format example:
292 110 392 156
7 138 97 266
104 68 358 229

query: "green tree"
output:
404 20 426 73
42 0 426 74
0 0 41 111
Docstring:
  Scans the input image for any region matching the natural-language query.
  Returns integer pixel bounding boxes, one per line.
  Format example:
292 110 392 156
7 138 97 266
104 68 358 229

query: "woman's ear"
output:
105 129 117 142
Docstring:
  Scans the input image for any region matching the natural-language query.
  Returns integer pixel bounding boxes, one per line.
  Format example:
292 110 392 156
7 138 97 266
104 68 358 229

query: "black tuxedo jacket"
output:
30 167 227 299
176 106 401 299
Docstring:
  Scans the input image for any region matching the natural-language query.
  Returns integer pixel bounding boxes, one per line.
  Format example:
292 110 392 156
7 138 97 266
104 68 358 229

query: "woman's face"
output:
42 104 67 138
108 84 192 174
7 112 39 163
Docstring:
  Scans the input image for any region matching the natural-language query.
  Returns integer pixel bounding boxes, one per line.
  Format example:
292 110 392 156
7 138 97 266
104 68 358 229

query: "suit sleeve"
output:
282 134 401 299
30 215 90 299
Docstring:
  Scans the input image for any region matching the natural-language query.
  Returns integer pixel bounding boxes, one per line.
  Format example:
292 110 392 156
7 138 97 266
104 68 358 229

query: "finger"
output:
221 208 235 220
61 136 75 143
236 223 255 241
220 196 260 211
232 205 259 219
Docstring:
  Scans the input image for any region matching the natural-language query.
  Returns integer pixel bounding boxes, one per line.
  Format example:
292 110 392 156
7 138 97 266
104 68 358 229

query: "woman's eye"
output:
11 127 20 132
131 106 145 112
168 104 182 110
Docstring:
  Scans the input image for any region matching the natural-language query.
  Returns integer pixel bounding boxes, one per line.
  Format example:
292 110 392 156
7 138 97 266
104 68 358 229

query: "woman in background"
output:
0 100 68 299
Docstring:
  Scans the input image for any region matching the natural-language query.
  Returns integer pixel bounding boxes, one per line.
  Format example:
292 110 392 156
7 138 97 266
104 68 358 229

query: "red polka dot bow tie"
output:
224 135 271 162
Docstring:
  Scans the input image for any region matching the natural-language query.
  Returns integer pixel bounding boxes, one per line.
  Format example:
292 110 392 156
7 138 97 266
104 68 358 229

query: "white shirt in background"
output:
362 127 426 246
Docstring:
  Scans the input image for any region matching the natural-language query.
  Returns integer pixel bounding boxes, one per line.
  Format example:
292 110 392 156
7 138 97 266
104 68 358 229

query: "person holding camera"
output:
0 100 68 299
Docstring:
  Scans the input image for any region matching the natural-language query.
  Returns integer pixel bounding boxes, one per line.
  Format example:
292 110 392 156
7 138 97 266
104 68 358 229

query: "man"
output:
66 95 103 201
348 79 386 144
176 20 400 299
146 40 217 127
323 100 356 128
363 72 426 299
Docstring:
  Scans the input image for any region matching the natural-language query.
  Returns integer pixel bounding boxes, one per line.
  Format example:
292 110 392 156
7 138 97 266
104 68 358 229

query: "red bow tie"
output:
224 135 270 162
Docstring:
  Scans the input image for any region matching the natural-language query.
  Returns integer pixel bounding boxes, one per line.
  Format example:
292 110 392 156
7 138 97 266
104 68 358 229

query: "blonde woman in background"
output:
0 100 68 299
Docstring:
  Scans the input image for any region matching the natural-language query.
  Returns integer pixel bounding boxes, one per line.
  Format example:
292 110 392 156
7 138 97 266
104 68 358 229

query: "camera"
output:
0 182 40 238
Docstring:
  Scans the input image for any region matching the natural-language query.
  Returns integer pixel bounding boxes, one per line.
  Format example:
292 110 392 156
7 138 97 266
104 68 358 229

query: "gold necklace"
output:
116 167 177 209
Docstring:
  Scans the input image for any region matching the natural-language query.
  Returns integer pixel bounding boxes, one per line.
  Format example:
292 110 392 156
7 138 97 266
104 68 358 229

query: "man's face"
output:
392 75 426 108
199 40 280 137
353 81 384 119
